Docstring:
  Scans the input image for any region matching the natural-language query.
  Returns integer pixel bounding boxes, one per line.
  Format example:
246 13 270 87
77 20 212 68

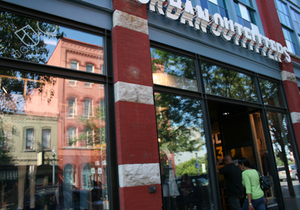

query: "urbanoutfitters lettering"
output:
138 0 291 63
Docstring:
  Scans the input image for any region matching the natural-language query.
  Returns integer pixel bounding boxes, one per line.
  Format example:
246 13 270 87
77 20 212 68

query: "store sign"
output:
137 0 291 63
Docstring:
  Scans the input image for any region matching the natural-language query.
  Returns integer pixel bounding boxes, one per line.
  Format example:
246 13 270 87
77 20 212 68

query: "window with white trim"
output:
83 98 93 117
68 98 77 118
84 63 94 86
68 60 78 86
25 128 34 149
67 127 77 146
42 129 51 149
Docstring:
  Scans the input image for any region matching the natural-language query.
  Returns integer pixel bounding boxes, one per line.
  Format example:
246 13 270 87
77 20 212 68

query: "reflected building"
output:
47 37 107 206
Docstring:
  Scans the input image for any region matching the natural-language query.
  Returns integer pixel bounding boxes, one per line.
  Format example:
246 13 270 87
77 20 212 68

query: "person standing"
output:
217 155 244 210
238 158 268 210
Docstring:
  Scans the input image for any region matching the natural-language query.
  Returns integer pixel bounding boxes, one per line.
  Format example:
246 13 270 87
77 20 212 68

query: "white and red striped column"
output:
112 1 162 209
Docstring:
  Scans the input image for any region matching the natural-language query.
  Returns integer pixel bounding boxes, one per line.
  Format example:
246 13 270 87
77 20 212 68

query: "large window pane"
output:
202 62 258 102
151 48 198 91
0 69 108 209
0 11 105 74
155 93 213 210
267 112 300 209
259 78 284 107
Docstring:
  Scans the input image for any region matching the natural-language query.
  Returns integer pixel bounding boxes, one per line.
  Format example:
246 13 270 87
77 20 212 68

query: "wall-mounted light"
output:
223 112 230 116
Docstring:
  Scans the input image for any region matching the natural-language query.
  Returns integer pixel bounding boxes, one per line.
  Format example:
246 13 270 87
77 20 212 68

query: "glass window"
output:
42 129 51 149
68 127 77 146
259 78 284 107
84 98 93 117
86 63 94 73
202 62 258 102
155 93 213 210
68 98 77 117
275 0 292 28
70 60 78 70
0 68 108 209
267 112 300 209
26 128 34 149
291 9 300 34
234 2 256 27
190 0 228 17
282 27 298 55
151 48 198 91
0 11 105 74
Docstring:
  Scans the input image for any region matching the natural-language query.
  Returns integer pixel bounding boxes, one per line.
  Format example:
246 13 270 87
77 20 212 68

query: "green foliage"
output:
176 155 208 177
73 105 106 147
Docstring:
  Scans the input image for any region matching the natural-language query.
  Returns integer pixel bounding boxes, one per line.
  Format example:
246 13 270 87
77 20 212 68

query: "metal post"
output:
52 153 55 185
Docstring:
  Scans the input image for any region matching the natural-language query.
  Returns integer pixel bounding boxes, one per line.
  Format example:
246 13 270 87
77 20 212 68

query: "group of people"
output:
217 155 269 210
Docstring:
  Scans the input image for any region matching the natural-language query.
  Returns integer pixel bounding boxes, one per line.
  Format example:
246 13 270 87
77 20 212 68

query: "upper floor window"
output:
291 9 300 36
1 11 105 75
69 60 78 86
151 48 198 91
70 60 78 70
282 27 297 55
68 127 77 146
234 1 256 28
275 0 292 28
42 129 51 149
68 98 77 117
85 63 94 86
86 63 94 73
84 98 93 117
25 128 34 149
191 0 228 18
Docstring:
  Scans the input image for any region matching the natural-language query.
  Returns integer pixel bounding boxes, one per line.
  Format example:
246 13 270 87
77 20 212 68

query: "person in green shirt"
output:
238 158 268 210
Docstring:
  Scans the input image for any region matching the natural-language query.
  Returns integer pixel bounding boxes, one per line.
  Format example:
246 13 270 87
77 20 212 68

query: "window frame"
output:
0 2 118 209
25 127 35 150
41 128 51 149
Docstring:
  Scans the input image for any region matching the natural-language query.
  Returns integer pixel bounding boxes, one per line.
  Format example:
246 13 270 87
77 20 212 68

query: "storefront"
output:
0 0 300 210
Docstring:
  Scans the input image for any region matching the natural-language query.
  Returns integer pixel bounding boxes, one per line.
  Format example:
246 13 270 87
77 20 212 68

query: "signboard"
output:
136 0 291 63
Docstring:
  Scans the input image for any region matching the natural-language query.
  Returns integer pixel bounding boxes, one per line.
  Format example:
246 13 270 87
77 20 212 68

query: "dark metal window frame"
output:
0 2 119 210
151 41 298 210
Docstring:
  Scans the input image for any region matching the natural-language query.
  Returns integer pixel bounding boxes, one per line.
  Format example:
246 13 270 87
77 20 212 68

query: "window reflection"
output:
267 112 300 209
202 62 258 102
155 93 213 210
151 48 198 91
0 12 105 74
260 78 284 107
0 68 108 209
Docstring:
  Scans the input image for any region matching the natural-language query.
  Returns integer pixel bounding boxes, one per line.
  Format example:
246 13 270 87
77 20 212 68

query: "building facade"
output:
0 0 300 210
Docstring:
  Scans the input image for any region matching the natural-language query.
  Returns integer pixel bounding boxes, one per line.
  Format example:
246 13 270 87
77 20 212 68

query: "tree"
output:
70 105 106 151
176 155 208 177
0 11 64 107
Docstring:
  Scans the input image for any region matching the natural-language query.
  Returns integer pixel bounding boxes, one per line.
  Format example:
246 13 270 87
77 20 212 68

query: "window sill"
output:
22 149 36 152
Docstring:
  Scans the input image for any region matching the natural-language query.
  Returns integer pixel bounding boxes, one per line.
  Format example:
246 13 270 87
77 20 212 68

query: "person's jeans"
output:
228 195 242 210
242 196 266 210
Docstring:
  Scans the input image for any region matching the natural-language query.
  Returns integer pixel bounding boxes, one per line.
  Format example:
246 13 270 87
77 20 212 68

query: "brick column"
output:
112 1 162 209
257 0 300 148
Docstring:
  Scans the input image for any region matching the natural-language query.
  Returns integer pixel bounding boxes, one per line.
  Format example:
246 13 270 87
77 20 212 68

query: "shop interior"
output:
208 100 276 210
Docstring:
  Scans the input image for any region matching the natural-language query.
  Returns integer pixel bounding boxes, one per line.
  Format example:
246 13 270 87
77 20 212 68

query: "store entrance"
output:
208 100 275 210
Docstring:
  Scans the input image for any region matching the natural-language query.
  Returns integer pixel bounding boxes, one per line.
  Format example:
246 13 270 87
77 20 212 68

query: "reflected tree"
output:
176 154 208 176
155 93 205 154
267 112 295 197
0 117 18 164
72 105 106 150
202 63 257 102
0 12 64 107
